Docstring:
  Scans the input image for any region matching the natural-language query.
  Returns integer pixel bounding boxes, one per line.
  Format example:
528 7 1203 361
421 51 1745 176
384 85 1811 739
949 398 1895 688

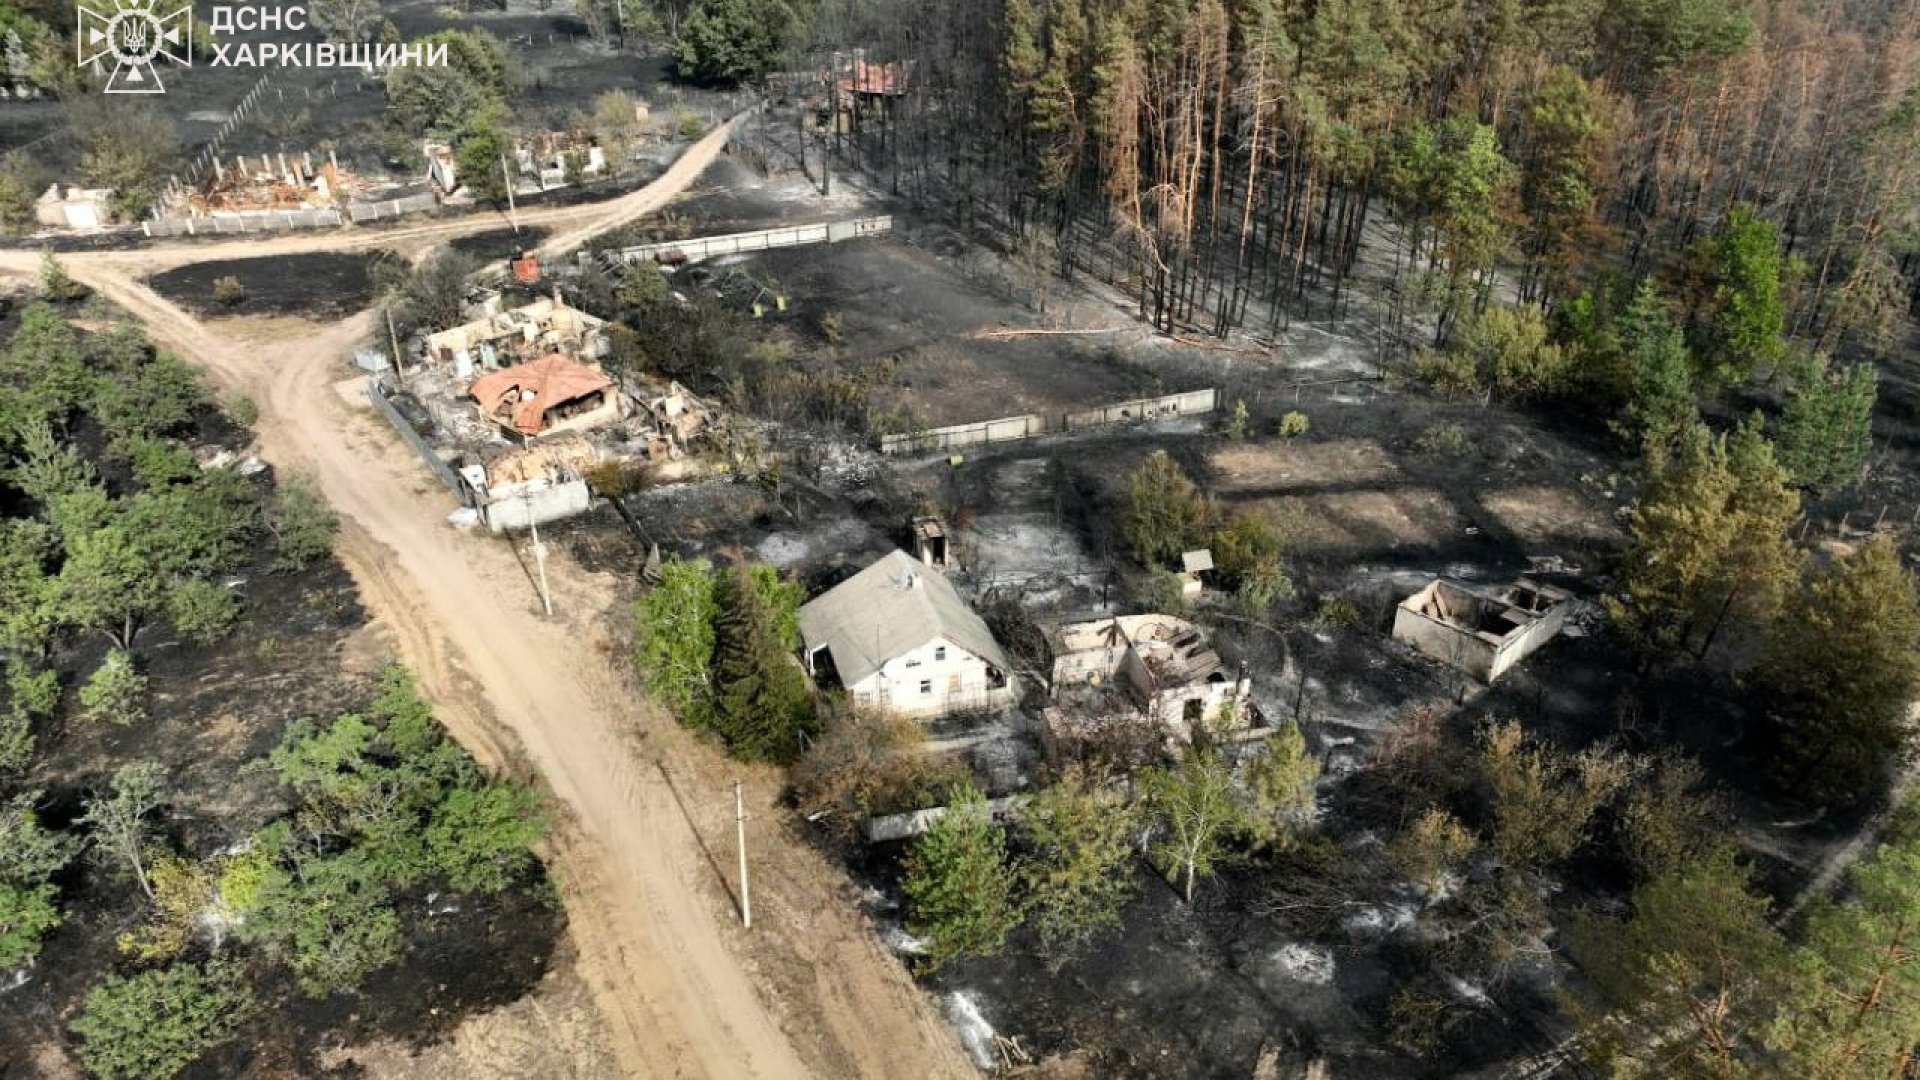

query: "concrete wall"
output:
477 476 593 533
879 388 1220 456
145 208 342 237
1064 388 1219 430
597 215 894 266
1485 599 1568 682
348 192 439 223
879 413 1052 455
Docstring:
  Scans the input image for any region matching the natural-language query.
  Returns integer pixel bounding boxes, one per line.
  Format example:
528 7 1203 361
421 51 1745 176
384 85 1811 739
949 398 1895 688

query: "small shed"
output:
912 516 950 568
1179 548 1214 596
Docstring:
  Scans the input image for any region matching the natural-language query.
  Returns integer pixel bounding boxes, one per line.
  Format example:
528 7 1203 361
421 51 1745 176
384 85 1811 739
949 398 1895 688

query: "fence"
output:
348 192 440 224
365 377 468 502
590 215 893 268
144 208 342 237
1064 388 1219 430
878 387 1220 455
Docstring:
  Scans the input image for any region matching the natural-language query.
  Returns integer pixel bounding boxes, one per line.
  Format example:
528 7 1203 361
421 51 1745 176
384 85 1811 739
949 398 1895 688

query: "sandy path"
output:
0 114 973 1080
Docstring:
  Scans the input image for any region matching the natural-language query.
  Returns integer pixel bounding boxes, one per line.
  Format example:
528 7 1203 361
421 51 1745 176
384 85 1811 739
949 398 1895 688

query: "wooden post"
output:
735 780 751 929
386 306 405 381
528 504 552 617
501 155 519 233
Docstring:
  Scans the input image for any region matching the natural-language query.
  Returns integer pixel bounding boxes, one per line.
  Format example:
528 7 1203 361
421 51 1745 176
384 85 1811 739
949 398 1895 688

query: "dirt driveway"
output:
0 114 971 1080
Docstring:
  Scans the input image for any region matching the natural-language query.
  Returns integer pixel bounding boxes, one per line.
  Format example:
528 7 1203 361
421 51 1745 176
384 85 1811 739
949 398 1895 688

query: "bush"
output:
226 395 259 428
211 276 246 306
1277 411 1310 438
80 650 146 726
1224 399 1250 440
1456 305 1568 400
1311 595 1361 631
69 961 256 1080
166 579 240 645
8 667 61 720
675 108 706 140
0 882 61 968
1413 423 1472 458
1413 347 1482 399
584 460 652 499
817 312 844 344
265 479 338 571
122 436 197 489
792 707 961 836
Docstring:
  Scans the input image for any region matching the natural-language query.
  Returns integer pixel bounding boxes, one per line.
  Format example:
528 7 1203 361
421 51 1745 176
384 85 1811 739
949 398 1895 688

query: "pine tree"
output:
1776 353 1876 494
1018 764 1136 959
1762 537 1920 808
1695 202 1788 385
1768 816 1920 1077
1614 281 1698 458
709 564 816 763
1605 418 1800 662
903 781 1019 968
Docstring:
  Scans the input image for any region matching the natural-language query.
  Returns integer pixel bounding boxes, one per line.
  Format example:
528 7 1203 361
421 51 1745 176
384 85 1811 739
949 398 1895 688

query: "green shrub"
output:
79 650 146 726
1312 595 1361 631
1457 305 1568 400
211 276 246 307
1414 423 1472 458
1224 399 1250 440
166 579 240 645
584 460 652 499
675 109 706 140
69 961 256 1080
1413 348 1482 399
227 395 259 428
1278 411 1310 438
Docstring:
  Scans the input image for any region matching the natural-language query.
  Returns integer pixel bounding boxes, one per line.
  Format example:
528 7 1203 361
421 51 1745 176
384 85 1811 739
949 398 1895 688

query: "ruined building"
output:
1044 614 1259 757
1391 578 1573 683
469 354 624 440
424 291 609 377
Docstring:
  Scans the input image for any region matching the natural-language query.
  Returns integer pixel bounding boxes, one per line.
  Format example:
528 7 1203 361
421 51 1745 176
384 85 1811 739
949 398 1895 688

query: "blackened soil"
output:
147 253 387 320
449 226 552 264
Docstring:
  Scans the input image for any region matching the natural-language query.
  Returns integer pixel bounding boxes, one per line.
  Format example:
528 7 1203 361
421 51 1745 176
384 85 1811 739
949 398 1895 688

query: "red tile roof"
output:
470 353 614 436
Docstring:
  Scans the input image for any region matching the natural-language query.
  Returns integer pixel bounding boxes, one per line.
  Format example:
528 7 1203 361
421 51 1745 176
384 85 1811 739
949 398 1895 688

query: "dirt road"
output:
0 113 973 1080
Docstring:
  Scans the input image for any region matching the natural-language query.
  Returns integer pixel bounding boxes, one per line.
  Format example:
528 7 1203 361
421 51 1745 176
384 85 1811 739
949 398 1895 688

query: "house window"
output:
904 659 921 668
934 646 947 662
919 680 933 695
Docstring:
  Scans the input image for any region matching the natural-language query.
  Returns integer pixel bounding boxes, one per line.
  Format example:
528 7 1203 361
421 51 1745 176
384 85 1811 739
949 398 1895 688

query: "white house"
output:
797 550 1015 718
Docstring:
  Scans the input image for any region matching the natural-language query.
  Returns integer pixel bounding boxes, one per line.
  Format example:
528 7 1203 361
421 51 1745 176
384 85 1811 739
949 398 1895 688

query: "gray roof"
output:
797 550 1010 687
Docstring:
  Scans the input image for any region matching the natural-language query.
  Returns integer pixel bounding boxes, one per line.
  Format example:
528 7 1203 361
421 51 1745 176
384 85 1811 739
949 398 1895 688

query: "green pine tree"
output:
709 564 816 763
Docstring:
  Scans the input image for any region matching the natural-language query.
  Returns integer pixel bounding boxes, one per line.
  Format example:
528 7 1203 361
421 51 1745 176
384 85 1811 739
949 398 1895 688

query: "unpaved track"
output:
0 114 974 1080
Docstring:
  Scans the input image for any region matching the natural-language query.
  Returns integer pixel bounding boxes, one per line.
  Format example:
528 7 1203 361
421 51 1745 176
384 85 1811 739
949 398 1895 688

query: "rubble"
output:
1043 613 1264 758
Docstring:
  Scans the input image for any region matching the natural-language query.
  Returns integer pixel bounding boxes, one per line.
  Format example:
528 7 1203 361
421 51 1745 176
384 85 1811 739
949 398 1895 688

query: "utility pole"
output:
385 305 404 382
525 495 553 616
501 154 519 233
734 780 752 929
824 50 838 197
